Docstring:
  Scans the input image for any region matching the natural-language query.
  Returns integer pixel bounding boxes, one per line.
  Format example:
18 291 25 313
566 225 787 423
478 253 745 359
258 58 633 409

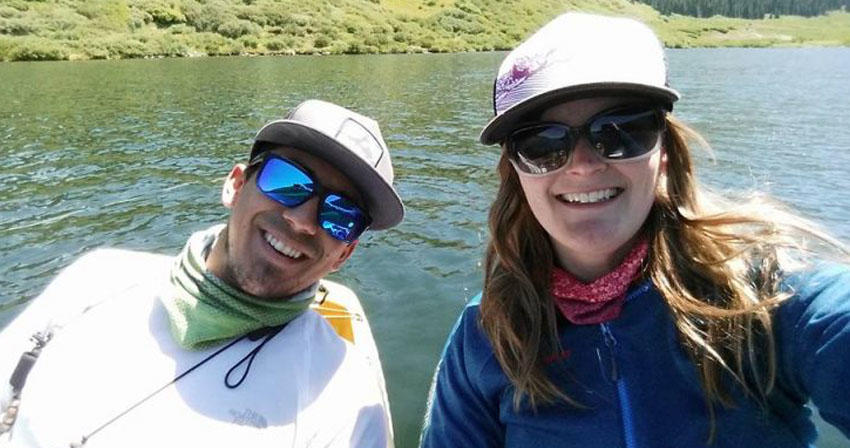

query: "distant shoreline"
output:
1 1 848 63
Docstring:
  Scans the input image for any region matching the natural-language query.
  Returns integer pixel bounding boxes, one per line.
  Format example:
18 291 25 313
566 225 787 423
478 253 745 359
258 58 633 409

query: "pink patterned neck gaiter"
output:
550 239 649 325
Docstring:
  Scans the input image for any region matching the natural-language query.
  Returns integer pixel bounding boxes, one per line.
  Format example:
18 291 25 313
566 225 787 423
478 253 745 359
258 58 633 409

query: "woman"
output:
420 12 850 447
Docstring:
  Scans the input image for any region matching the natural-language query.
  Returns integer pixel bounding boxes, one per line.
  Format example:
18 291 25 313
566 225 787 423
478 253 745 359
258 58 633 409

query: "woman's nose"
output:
565 138 607 176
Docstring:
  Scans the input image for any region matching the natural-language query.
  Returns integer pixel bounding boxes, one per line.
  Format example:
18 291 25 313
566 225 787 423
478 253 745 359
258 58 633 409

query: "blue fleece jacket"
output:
420 264 850 447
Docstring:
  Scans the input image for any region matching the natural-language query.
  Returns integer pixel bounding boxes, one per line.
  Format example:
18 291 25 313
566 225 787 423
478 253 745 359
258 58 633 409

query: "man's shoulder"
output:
283 283 389 399
277 309 391 441
71 247 173 271
48 248 172 294
59 248 172 285
24 248 173 327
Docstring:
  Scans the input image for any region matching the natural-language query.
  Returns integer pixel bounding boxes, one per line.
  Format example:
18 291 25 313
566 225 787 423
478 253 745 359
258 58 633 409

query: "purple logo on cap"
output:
494 50 554 113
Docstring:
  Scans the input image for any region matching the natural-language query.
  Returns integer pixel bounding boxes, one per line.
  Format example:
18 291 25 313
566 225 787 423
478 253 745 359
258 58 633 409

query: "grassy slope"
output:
0 0 848 61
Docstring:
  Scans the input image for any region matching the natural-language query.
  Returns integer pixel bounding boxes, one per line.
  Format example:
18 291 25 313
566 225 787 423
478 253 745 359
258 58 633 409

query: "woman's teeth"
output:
263 232 303 259
559 188 620 204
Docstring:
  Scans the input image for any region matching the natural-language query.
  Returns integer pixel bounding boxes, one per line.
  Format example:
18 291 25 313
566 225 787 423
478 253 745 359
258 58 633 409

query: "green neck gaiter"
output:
162 225 316 350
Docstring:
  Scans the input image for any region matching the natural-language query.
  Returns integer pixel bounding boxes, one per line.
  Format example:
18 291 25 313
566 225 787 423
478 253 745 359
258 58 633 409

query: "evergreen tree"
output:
636 0 848 17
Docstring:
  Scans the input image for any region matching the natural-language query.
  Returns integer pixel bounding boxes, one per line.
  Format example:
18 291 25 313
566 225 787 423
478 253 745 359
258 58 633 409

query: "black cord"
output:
225 325 285 388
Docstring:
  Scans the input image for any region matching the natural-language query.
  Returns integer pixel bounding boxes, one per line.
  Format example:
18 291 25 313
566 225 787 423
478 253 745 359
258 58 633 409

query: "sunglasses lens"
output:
589 109 662 160
256 155 370 243
257 158 314 207
320 194 369 243
510 125 573 174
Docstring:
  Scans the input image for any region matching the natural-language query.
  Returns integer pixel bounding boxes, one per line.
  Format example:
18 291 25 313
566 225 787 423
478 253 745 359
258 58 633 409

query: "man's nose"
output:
281 197 319 236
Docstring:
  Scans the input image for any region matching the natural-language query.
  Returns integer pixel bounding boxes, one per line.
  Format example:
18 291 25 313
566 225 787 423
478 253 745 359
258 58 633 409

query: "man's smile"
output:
262 230 304 260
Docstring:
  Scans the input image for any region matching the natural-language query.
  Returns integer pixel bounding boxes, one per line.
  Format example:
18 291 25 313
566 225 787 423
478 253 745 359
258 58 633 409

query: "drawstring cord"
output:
224 326 285 389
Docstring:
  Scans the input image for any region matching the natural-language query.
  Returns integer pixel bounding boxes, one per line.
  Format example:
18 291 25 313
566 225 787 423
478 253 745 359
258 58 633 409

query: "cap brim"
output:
253 121 404 230
479 82 681 145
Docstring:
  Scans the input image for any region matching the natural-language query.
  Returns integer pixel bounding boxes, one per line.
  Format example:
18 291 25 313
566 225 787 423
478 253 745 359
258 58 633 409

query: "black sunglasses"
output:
250 154 371 243
506 106 666 175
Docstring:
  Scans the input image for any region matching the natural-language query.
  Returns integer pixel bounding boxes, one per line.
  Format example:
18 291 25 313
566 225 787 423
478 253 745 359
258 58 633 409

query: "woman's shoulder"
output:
443 292 484 339
772 261 850 431
431 292 510 405
774 261 850 352
441 292 500 372
782 261 850 307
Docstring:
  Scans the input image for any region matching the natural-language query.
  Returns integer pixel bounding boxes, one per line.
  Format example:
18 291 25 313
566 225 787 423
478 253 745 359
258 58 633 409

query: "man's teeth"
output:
559 188 619 204
263 232 303 259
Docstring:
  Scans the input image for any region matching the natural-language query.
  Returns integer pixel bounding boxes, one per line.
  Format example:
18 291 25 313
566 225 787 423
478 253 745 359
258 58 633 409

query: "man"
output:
0 100 403 447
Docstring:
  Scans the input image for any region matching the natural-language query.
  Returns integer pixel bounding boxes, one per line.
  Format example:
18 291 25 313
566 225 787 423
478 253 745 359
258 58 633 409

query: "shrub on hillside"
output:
216 18 260 38
184 1 234 33
363 31 389 47
345 41 377 54
455 1 482 15
44 17 87 40
235 3 294 27
314 35 330 48
81 44 109 59
74 0 104 19
264 36 293 51
8 37 68 60
43 8 88 32
2 0 34 10
169 24 194 34
0 6 20 18
128 8 151 29
419 34 435 49
136 0 186 26
435 10 485 34
238 34 259 49
392 31 410 42
0 36 13 60
193 31 241 55
0 18 35 35
78 0 128 26
317 25 338 40
107 38 148 58
147 33 191 56
279 21 307 37
290 13 311 27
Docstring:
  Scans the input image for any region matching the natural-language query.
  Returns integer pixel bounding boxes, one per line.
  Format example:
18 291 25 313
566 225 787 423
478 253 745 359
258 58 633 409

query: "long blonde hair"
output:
480 114 846 428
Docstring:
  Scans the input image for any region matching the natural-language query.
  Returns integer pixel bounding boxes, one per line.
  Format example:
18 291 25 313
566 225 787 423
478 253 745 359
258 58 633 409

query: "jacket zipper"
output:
600 323 637 448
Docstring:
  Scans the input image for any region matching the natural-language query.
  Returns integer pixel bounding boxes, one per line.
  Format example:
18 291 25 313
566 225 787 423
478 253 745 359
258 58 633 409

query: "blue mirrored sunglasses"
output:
251 154 371 243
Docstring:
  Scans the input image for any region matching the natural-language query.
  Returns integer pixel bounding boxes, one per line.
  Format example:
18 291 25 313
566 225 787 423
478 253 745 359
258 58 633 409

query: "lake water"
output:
1 48 849 446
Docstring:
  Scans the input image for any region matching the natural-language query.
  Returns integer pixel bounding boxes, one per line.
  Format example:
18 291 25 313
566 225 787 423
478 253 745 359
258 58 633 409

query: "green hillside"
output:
1 0 848 61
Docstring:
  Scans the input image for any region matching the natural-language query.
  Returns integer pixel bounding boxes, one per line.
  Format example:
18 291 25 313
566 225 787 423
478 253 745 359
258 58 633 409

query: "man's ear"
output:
222 163 248 209
329 240 359 272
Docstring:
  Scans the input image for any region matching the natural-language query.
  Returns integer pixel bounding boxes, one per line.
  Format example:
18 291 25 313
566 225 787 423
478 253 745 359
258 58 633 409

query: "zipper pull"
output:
601 324 619 382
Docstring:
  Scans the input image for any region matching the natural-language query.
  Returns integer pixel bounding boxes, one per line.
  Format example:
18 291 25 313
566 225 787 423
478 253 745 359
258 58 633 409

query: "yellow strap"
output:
311 301 357 343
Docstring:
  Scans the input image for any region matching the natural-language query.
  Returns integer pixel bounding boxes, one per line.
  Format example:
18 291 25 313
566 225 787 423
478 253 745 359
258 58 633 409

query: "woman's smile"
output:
556 187 623 205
